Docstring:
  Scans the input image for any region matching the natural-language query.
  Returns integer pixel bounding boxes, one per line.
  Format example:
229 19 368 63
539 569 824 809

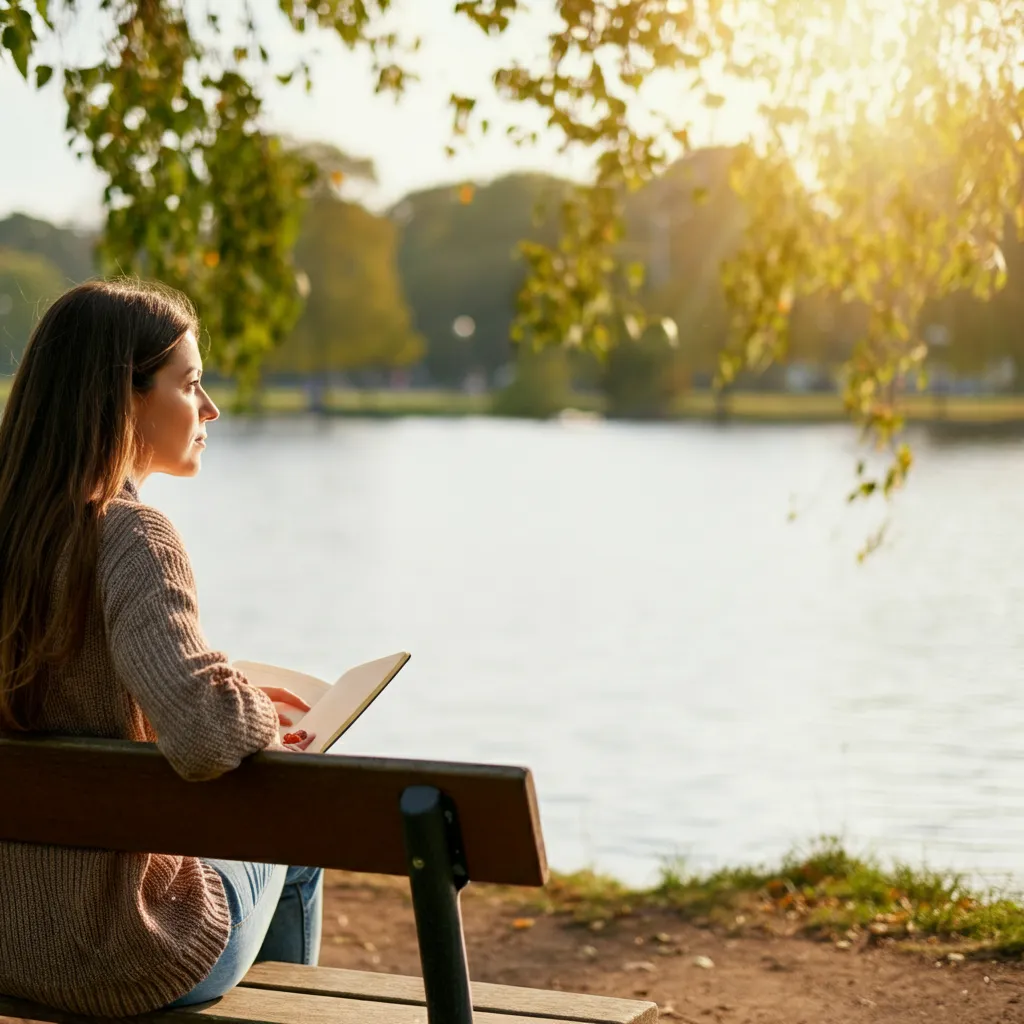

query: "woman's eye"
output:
188 380 200 392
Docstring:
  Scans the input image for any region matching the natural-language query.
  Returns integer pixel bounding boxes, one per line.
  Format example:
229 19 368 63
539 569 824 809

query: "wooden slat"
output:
0 989 550 1024
241 963 657 1024
159 988 555 1024
0 738 547 886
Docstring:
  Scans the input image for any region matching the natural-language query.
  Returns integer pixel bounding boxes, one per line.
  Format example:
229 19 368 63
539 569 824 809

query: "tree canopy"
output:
4 0 1024 494
394 173 565 386
265 194 424 377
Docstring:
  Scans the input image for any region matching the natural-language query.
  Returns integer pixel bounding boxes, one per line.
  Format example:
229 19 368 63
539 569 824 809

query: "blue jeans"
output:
170 860 324 1007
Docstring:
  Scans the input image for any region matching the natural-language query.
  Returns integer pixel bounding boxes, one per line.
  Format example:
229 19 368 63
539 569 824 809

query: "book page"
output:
233 661 331 732
301 652 411 753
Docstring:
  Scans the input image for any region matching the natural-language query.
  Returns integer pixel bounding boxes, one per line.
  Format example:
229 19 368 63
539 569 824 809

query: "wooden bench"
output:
0 737 656 1024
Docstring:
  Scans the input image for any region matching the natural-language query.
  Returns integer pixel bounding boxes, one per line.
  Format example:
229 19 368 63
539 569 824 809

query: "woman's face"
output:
132 331 219 480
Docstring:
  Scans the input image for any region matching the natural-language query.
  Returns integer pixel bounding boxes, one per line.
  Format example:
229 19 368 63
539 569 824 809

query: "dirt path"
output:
321 872 1024 1024
4 870 1023 1023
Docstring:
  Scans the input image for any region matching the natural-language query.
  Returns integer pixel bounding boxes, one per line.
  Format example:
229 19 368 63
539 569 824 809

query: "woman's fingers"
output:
259 686 311 712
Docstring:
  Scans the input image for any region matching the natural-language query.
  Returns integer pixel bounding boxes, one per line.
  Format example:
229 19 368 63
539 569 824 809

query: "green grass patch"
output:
533 837 1024 956
324 388 492 417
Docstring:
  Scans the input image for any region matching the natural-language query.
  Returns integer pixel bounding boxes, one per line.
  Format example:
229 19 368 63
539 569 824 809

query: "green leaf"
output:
35 64 52 88
2 25 30 79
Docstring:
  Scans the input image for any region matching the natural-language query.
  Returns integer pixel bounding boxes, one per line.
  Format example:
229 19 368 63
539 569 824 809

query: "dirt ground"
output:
317 872 1024 1024
5 870 1024 1023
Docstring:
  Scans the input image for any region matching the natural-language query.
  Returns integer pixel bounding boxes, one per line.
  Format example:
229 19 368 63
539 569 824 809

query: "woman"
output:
0 279 322 1016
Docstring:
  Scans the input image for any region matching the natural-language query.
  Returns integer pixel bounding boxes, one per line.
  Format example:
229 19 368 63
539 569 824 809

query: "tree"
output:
622 147 744 382
0 213 97 284
492 346 573 419
5 0 1024 495
602 328 688 419
394 173 566 387
0 247 66 368
265 195 423 378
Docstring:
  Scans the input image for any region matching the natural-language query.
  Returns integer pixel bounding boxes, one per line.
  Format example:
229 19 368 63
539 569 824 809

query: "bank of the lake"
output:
319 842 1024 1024
4 372 1024 424
222 387 1024 426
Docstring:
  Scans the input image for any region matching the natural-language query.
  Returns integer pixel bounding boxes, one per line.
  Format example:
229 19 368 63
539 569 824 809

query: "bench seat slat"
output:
241 963 657 1024
155 988 561 1024
0 964 658 1024
0 990 576 1024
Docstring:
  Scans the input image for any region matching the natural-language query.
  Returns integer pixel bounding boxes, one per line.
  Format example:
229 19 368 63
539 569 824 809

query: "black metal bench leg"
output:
401 784 473 1024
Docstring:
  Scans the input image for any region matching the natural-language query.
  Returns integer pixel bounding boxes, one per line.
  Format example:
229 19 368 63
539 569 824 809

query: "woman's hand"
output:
281 729 315 752
257 686 311 726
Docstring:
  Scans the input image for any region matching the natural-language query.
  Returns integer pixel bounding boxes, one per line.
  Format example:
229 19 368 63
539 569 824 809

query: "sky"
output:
0 0 758 228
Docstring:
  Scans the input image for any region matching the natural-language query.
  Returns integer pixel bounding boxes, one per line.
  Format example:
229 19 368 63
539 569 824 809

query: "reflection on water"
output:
145 416 1024 886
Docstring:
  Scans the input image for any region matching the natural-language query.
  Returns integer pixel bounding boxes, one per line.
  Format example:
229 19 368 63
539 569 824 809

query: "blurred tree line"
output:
4 144 1024 417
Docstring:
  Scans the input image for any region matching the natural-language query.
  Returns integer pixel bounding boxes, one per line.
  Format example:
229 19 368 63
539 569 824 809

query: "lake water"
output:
145 415 1024 889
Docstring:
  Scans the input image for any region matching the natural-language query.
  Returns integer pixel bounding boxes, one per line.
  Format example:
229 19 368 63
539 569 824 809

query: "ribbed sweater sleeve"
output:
98 500 280 781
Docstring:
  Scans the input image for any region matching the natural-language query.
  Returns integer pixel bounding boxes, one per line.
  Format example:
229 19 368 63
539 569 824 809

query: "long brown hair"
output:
0 279 198 731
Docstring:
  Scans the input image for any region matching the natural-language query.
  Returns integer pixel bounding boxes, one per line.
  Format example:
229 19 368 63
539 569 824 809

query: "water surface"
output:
146 416 1024 887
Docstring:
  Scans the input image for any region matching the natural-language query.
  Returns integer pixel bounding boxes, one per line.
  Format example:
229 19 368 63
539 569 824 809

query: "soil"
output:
318 872 1024 1024
6 870 1024 1023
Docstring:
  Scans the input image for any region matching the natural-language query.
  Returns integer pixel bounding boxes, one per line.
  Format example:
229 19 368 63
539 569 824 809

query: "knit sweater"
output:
0 481 281 1016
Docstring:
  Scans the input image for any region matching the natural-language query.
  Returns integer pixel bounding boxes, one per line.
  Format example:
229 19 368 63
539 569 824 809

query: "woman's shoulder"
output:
100 487 190 581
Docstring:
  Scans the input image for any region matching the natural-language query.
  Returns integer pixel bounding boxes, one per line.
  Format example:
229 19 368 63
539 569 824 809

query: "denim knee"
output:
283 865 322 889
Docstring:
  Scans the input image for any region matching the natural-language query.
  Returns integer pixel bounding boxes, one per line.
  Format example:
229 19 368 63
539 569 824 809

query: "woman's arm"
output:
99 501 281 781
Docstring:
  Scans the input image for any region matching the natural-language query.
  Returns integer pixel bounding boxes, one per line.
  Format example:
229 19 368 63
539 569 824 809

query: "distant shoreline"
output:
222 387 1024 428
4 377 1024 427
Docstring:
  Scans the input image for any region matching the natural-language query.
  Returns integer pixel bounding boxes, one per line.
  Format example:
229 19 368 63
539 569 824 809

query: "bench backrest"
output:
0 737 548 886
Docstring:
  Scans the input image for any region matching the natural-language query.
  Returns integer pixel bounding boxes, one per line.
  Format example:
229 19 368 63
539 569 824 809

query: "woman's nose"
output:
200 390 220 422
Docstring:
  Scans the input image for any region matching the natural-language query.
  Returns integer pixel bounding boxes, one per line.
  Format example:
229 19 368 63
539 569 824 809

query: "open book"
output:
234 652 410 754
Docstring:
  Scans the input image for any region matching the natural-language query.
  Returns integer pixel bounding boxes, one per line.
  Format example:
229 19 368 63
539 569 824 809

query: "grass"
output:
201 385 492 417
323 388 492 417
525 838 1024 957
675 390 1024 424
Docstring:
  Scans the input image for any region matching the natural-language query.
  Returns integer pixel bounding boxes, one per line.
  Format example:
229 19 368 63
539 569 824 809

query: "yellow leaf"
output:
330 171 344 187
511 917 535 930
458 184 475 205
203 251 220 268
